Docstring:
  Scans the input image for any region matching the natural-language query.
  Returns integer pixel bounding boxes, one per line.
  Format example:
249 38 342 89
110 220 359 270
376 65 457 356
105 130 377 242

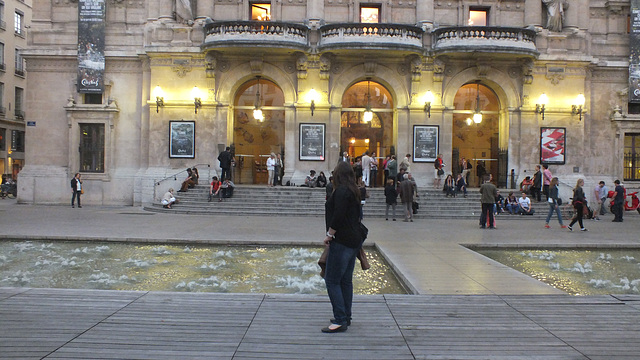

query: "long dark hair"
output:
332 160 360 202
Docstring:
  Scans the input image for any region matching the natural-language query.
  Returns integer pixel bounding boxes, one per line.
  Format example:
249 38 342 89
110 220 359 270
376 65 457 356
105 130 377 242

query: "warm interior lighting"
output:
363 79 373 122
253 76 264 122
572 93 585 121
466 117 473 126
350 137 356 144
153 85 164 113
468 10 487 26
365 138 370 144
308 89 318 116
192 86 202 114
472 81 482 124
360 7 379 23
251 4 271 21
424 91 434 118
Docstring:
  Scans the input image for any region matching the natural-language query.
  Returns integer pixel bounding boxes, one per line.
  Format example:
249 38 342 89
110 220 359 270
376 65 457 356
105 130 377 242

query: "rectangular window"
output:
84 93 103 105
0 82 5 115
469 8 488 26
10 129 24 152
0 128 5 151
360 4 380 23
0 43 4 70
624 133 640 181
14 87 22 119
14 48 23 76
0 3 5 30
251 2 271 21
79 123 105 173
14 11 22 36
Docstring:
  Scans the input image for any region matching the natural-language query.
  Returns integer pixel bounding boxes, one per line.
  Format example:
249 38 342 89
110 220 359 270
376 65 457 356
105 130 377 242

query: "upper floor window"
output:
0 3 5 30
84 93 103 105
14 86 23 119
469 8 488 26
251 2 271 21
0 82 5 115
14 10 23 36
360 4 380 23
80 123 105 173
0 127 5 151
10 129 24 152
14 48 23 76
0 43 4 70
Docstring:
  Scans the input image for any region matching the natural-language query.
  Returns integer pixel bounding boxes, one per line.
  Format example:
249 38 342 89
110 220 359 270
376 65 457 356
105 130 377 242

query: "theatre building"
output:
16 0 640 205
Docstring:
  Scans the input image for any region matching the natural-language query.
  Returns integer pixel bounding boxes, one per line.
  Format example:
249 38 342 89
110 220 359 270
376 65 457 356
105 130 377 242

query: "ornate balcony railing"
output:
203 21 309 51
432 26 538 57
319 23 423 52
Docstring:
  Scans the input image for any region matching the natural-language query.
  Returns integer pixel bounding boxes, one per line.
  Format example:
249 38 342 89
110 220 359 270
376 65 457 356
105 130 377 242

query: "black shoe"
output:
385 218 388 221
78 205 82 208
71 205 74 208
321 325 348 333
392 219 396 221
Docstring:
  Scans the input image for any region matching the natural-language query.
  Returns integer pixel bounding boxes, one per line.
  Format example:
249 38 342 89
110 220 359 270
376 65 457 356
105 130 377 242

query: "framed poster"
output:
413 125 439 162
540 127 566 165
299 123 325 161
169 121 195 158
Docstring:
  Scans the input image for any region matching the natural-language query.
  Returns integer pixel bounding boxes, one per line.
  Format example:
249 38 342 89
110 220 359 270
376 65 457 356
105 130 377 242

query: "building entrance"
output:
233 78 285 184
340 80 393 187
451 82 500 187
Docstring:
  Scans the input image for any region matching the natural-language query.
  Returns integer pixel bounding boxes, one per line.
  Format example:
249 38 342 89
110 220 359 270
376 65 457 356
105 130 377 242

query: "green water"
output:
0 241 407 295
477 248 640 295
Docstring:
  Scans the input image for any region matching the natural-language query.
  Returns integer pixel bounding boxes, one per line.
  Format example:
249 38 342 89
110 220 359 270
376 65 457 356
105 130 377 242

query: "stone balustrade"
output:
319 23 423 51
432 26 538 56
203 21 309 50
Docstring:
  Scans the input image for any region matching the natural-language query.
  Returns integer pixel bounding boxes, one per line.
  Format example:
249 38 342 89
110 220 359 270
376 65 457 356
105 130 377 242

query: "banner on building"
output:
77 0 105 93
630 0 640 102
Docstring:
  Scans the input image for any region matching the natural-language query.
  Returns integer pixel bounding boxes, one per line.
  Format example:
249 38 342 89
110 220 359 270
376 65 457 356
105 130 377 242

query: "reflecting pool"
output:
476 248 640 295
0 241 407 295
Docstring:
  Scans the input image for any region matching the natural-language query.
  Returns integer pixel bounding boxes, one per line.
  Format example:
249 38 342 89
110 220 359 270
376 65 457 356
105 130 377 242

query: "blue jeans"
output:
324 241 359 326
545 203 563 225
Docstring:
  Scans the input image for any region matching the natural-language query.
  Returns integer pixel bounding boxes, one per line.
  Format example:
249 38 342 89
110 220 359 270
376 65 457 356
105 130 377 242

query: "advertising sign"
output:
299 124 325 161
630 0 640 102
77 0 105 93
413 125 439 163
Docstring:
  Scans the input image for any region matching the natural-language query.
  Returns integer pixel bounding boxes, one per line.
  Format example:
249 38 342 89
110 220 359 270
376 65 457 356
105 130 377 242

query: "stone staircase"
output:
145 184 575 220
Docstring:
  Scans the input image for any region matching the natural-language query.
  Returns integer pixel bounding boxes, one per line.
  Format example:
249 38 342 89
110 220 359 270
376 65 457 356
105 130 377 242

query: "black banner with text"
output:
77 0 105 93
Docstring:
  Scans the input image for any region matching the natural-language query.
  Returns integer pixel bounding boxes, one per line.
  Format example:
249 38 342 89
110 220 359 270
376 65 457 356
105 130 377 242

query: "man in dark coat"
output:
217 146 233 181
479 175 498 229
612 179 625 222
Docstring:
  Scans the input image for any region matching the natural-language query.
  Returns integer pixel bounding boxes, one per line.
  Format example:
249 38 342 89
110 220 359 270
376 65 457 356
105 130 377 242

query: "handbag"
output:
557 198 562 206
437 168 444 176
359 222 369 243
80 189 84 194
357 247 370 270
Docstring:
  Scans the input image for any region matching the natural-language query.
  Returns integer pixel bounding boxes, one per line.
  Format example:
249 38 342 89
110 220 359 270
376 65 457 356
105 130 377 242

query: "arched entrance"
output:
233 77 285 184
340 80 393 187
452 82 500 187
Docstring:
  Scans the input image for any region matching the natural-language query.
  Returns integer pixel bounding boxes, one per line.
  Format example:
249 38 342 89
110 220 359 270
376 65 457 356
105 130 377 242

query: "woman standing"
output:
545 177 567 229
568 178 588 231
70 173 82 208
266 153 276 187
384 179 397 221
323 161 363 333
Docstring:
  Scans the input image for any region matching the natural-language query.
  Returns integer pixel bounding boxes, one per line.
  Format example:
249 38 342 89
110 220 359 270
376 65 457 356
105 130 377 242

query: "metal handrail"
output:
155 164 211 186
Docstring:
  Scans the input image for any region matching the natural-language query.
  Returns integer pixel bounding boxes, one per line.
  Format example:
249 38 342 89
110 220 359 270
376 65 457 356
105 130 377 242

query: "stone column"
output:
197 0 215 20
306 0 324 21
159 0 173 21
416 0 434 28
524 0 542 28
564 0 580 30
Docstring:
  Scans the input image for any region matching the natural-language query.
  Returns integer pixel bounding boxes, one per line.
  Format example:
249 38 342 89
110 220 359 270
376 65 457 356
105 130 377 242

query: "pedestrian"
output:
384 179 397 221
162 188 176 209
399 173 414 222
361 151 371 187
370 152 378 187
532 165 542 202
568 178 588 231
433 153 444 189
382 155 391 186
70 172 83 208
387 155 398 185
593 180 608 220
274 153 283 186
322 160 364 333
217 146 233 181
479 175 497 229
545 177 566 228
612 179 625 222
542 164 552 200
266 153 276 187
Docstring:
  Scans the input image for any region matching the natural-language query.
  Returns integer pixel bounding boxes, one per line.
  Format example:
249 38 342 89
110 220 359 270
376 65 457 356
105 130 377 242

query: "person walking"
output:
592 181 607 221
361 151 371 187
322 160 364 333
399 173 414 222
384 179 397 221
612 179 625 222
545 177 566 229
568 178 588 231
217 146 233 181
70 173 83 208
479 175 497 229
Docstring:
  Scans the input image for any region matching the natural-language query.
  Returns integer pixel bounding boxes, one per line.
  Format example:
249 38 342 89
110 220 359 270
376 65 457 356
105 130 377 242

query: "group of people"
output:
0 174 16 199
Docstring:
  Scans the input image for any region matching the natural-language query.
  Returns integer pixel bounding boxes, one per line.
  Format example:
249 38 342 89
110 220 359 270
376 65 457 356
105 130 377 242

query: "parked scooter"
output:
608 190 640 214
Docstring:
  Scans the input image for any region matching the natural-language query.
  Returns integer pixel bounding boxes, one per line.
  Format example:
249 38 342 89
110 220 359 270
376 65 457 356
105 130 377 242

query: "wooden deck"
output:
1 288 639 359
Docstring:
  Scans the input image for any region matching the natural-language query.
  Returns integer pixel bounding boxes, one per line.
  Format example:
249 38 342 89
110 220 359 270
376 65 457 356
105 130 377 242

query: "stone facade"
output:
18 0 638 205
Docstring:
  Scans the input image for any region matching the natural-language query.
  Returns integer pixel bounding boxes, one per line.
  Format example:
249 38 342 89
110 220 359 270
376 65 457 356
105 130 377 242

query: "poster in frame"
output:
413 125 439 162
299 123 325 161
169 121 195 159
540 127 566 165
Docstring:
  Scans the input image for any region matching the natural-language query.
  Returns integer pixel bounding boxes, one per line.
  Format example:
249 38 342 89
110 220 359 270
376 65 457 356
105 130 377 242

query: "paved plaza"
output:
1 198 640 359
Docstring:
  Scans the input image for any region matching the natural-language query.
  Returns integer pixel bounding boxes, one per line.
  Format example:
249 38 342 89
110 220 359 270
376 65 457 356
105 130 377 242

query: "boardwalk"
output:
1 288 639 360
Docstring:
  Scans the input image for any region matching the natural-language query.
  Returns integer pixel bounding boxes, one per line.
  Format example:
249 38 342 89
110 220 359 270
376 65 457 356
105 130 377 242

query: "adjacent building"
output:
0 0 30 182
17 0 639 205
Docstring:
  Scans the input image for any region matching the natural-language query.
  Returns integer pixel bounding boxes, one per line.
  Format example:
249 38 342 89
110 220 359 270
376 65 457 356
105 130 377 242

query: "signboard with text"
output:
630 0 640 102
77 0 105 93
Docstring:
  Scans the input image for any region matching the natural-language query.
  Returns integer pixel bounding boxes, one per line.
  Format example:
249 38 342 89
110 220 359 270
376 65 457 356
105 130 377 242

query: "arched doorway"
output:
340 80 394 187
452 81 500 187
233 77 285 184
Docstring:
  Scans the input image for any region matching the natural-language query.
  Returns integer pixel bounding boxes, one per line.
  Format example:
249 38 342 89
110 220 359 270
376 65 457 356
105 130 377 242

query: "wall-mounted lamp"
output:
350 137 356 144
253 76 264 122
424 91 434 118
535 93 548 120
572 94 585 121
308 88 318 116
363 79 373 122
364 138 370 144
153 85 164 113
192 86 202 114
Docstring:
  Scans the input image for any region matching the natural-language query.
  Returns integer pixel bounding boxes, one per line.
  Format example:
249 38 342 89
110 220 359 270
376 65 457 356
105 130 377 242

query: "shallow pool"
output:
476 248 640 295
0 241 407 295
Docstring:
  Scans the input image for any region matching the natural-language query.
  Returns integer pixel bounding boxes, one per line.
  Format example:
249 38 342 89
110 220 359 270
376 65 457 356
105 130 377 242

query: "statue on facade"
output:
543 0 568 32
175 0 194 23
